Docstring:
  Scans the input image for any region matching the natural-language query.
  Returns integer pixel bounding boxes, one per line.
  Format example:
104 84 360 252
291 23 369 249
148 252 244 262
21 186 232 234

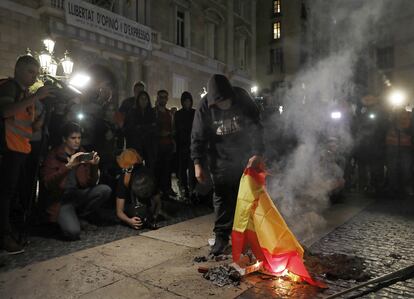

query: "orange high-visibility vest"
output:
5 90 34 153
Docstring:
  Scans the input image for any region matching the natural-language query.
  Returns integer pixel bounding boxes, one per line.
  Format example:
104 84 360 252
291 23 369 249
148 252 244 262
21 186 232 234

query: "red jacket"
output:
40 144 99 221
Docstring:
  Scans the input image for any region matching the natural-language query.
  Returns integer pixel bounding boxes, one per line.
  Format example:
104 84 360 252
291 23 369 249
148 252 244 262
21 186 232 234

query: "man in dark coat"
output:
191 74 264 255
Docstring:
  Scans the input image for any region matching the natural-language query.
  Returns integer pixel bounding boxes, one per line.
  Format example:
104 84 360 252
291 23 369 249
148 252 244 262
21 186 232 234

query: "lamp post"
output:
37 38 74 80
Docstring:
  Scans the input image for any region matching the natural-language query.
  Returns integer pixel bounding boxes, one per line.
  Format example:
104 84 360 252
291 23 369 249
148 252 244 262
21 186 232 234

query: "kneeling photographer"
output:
115 149 161 230
40 122 111 240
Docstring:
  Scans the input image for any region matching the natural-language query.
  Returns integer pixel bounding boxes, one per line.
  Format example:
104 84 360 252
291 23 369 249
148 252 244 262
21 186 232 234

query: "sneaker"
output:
210 235 228 256
1 234 24 255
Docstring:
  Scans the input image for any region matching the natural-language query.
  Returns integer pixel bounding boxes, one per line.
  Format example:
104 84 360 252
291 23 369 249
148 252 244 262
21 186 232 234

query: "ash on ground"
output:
203 264 242 287
305 252 371 281
193 256 208 263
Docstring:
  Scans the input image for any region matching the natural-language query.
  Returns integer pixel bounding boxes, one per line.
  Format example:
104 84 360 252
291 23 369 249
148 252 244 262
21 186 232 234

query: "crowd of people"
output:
0 55 412 257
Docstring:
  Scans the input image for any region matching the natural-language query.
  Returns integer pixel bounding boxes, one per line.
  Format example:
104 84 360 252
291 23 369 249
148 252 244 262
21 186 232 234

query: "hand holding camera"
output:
128 216 143 230
66 151 100 169
65 152 86 169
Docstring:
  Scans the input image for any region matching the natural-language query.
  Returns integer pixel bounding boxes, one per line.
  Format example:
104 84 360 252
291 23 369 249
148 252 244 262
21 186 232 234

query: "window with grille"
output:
273 21 281 40
273 0 281 15
376 46 394 70
270 48 284 73
176 11 185 47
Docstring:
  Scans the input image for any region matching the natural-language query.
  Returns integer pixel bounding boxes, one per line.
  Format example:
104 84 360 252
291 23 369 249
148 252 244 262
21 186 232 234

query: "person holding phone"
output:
41 122 111 240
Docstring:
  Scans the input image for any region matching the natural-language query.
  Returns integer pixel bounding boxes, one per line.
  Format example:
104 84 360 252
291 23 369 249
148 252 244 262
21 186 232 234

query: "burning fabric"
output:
231 167 326 288
202 264 242 287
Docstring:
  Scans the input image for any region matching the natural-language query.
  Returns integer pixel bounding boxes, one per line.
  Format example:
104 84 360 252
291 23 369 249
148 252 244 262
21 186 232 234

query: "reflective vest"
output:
386 110 412 147
5 89 34 153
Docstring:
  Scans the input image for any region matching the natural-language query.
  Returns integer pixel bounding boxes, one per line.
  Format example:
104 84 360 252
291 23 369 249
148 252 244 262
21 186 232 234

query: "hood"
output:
206 74 236 106
180 91 193 107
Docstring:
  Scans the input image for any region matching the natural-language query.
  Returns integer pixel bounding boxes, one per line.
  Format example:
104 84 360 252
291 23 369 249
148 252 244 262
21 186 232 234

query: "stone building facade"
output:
255 0 414 104
0 0 257 107
255 0 306 105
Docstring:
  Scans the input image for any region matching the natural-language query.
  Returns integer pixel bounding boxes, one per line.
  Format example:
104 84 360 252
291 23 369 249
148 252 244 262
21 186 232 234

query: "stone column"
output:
250 0 257 78
226 0 234 67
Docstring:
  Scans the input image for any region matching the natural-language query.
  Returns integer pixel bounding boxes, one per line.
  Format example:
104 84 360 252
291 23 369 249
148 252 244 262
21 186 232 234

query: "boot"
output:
210 234 228 256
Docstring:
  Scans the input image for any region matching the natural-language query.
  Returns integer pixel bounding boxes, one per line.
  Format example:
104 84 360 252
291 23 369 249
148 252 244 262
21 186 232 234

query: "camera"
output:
78 152 94 162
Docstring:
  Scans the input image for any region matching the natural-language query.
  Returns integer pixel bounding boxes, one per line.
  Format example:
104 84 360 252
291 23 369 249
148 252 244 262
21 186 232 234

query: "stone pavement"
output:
1 195 413 298
0 200 212 273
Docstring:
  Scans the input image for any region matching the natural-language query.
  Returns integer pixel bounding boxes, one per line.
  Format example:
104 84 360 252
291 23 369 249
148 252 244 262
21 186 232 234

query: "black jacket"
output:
191 77 264 172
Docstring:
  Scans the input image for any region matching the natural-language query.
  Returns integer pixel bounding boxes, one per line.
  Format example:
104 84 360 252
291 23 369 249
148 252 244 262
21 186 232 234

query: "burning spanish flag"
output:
231 167 326 288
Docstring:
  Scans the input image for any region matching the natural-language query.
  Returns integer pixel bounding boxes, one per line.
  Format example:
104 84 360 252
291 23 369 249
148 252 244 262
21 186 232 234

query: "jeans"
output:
57 184 111 239
0 151 28 237
211 165 244 238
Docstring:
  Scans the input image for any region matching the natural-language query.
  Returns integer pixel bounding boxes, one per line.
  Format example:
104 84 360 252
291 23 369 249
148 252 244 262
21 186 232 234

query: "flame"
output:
270 266 302 283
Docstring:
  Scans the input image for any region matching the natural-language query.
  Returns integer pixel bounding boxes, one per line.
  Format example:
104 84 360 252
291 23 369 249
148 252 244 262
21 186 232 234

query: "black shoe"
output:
1 234 24 255
210 235 229 256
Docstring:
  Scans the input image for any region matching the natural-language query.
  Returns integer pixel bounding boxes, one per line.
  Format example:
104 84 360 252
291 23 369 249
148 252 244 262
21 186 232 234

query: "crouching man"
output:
41 122 111 240
115 149 161 230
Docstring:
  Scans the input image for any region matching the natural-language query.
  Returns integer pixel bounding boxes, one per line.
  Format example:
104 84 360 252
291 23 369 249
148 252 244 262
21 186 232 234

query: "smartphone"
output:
78 152 94 162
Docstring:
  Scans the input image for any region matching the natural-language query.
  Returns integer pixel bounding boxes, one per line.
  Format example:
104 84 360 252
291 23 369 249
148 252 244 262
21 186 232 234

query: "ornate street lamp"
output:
36 38 74 80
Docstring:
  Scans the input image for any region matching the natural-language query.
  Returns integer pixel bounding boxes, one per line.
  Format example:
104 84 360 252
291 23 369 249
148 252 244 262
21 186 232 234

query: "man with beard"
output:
191 74 264 255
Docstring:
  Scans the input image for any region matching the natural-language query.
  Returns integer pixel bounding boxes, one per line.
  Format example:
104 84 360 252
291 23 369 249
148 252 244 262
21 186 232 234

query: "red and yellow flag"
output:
231 168 326 288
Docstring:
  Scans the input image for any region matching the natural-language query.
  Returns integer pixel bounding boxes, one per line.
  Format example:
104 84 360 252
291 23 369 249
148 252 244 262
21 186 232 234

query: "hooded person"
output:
174 91 196 199
191 74 265 255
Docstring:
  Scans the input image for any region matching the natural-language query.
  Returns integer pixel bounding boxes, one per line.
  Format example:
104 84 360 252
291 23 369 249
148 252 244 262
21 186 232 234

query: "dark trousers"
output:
177 149 196 193
0 151 28 236
58 185 111 239
212 168 243 238
386 145 413 193
155 143 174 193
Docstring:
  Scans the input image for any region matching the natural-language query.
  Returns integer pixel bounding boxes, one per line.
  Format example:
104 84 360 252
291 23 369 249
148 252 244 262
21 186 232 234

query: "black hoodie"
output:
191 74 264 173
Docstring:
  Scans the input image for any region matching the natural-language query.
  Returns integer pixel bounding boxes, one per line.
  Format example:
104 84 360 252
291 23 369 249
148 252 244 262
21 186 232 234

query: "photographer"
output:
115 149 161 230
0 55 55 254
40 122 111 240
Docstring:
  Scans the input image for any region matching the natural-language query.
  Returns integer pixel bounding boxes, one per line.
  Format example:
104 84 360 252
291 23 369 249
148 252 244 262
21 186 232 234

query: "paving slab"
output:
79 277 183 299
0 254 123 299
141 214 214 248
71 236 190 276
136 246 252 299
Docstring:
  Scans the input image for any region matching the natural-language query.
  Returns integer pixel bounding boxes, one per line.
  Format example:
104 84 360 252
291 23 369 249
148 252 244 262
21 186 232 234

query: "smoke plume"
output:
266 0 389 244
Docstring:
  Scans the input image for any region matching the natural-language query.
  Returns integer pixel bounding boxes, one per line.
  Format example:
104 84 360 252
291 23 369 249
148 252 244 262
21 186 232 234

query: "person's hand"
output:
66 152 85 169
128 216 143 230
246 155 264 171
35 86 56 101
195 164 206 184
86 151 100 165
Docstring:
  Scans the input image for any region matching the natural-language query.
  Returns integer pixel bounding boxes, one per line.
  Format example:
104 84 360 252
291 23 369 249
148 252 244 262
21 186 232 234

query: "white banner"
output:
65 0 152 51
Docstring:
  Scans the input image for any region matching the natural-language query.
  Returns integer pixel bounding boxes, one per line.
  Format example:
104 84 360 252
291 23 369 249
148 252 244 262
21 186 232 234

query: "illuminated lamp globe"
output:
61 51 74 76
47 58 58 77
38 51 52 70
43 38 55 54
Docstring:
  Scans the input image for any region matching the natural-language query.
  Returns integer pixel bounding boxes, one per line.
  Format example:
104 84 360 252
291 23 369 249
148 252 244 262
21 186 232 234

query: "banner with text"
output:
65 0 152 51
